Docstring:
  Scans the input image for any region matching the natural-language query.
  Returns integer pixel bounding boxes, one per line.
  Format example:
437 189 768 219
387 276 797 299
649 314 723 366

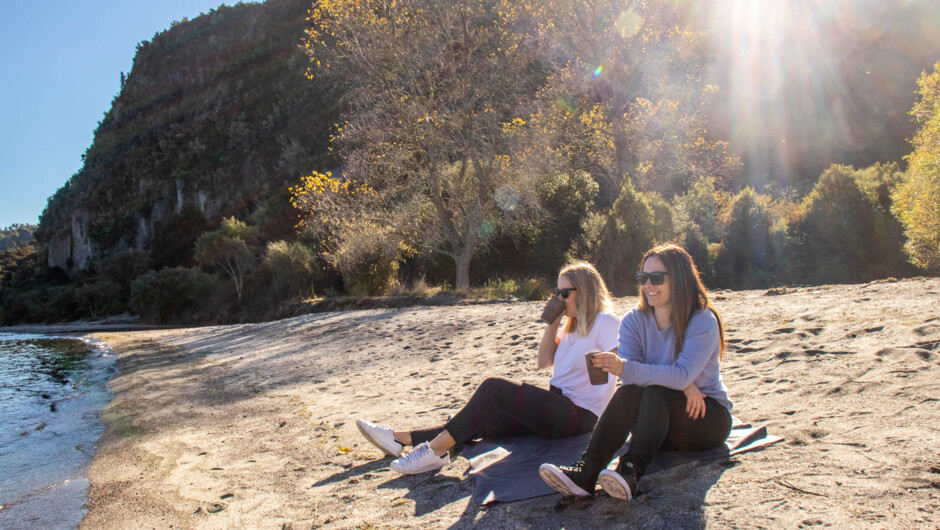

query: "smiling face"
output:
640 255 671 313
557 274 578 318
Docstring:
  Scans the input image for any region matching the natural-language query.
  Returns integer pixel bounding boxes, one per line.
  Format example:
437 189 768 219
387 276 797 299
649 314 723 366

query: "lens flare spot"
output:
494 185 520 212
593 66 603 78
480 220 496 238
615 9 642 39
554 96 576 115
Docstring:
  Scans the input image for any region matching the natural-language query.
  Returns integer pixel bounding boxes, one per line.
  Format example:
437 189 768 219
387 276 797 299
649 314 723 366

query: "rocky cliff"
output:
37 0 335 276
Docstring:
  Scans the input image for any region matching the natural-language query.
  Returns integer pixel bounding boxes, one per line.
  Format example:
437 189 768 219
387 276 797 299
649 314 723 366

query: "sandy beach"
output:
75 278 940 528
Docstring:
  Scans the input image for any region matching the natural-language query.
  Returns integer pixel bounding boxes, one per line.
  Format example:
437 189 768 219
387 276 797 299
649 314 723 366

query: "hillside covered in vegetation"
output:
2 0 938 325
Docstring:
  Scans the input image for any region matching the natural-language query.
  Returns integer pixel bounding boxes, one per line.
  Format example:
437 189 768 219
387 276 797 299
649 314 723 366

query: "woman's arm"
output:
537 314 562 369
617 310 646 363
620 311 719 390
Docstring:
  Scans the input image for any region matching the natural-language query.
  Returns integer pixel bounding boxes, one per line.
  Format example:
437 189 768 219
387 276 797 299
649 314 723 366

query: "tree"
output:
575 179 656 296
74 280 123 318
793 165 904 284
712 187 784 289
194 217 257 300
532 0 740 204
0 224 36 251
893 60 940 272
300 0 548 290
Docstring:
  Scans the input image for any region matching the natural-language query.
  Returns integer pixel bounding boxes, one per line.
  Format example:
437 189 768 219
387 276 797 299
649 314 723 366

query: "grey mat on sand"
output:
461 420 782 505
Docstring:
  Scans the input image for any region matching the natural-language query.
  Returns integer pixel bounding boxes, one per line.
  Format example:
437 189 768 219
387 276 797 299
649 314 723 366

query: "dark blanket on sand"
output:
462 421 783 505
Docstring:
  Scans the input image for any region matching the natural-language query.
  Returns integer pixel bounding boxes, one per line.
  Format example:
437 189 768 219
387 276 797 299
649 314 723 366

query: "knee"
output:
640 385 674 401
642 385 671 397
605 384 642 409
638 385 681 409
475 377 512 398
478 377 510 391
614 384 644 400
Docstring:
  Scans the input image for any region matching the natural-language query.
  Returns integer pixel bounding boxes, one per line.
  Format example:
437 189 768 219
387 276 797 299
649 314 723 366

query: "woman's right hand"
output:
683 383 706 420
537 299 561 369
542 296 564 326
591 352 624 377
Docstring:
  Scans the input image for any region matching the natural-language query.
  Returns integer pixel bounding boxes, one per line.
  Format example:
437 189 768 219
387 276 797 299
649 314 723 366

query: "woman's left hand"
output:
683 383 706 420
591 352 624 377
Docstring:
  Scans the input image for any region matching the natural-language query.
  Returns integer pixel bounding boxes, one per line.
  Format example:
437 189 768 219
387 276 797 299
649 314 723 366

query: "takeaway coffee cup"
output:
584 351 609 385
539 295 566 324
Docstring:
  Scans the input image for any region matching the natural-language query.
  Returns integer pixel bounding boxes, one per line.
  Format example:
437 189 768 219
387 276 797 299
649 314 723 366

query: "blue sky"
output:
0 1 243 229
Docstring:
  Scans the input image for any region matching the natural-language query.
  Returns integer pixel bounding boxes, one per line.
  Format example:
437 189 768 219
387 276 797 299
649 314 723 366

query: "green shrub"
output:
475 278 519 299
255 240 319 300
674 177 724 243
529 171 599 277
792 165 907 284
328 222 402 296
194 217 258 301
574 180 656 296
467 277 551 300
388 276 441 297
712 187 784 289
150 206 212 269
96 249 152 299
893 61 940 272
515 277 553 301
0 287 30 324
244 239 321 319
646 192 677 243
0 284 80 323
74 280 124 318
707 242 732 288
130 267 217 323
673 224 712 286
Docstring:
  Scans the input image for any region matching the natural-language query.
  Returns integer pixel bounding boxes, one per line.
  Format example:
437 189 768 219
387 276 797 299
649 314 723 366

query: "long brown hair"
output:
637 244 726 359
561 261 612 337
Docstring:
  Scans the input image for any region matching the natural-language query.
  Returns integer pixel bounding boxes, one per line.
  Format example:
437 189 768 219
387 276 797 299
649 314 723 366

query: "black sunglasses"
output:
636 271 669 285
554 287 577 299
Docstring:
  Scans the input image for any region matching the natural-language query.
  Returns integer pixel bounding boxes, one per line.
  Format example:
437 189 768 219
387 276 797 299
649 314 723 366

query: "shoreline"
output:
0 336 114 529
80 278 940 527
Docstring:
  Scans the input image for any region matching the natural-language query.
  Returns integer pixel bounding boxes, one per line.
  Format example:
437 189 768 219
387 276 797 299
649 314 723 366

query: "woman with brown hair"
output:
540 244 732 500
356 262 621 475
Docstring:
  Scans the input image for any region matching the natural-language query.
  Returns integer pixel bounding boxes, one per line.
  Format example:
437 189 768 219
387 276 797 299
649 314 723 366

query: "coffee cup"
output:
584 351 609 385
539 295 566 324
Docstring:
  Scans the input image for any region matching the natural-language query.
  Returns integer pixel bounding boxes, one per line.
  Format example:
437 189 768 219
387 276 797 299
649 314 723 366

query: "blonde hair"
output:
637 244 726 359
560 261 613 337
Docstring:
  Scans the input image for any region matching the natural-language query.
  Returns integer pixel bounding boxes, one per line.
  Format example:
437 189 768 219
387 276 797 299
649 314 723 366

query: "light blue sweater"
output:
618 308 732 411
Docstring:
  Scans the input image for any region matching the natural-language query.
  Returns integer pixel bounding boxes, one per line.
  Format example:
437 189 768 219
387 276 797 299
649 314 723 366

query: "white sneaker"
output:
389 442 449 474
598 468 637 501
356 419 403 457
538 463 592 497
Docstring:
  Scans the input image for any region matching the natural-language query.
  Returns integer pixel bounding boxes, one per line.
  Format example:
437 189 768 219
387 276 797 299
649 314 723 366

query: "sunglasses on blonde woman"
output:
636 271 668 285
554 287 577 299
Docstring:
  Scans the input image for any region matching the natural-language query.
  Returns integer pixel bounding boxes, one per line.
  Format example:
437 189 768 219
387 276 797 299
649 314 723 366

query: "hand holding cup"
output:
590 351 624 377
584 352 609 385
539 294 566 324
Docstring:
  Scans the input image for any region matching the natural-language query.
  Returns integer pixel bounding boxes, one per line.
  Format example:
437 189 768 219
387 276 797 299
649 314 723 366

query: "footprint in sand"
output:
913 324 940 337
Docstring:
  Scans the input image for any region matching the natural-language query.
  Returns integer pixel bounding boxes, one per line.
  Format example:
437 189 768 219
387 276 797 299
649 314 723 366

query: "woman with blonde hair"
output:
356 262 621 474
540 244 733 500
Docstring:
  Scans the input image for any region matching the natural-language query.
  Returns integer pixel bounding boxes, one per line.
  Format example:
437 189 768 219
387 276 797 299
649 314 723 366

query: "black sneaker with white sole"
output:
539 461 601 497
597 460 638 501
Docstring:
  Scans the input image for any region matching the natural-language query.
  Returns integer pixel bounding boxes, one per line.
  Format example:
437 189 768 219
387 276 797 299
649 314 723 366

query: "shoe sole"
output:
598 470 634 501
389 459 448 475
539 464 591 497
356 420 402 458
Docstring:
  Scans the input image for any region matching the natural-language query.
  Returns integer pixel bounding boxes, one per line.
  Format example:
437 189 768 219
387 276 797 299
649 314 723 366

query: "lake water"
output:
0 334 115 529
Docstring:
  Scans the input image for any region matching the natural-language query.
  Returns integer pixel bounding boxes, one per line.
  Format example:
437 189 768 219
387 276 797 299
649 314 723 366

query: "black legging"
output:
410 377 597 448
582 384 732 476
